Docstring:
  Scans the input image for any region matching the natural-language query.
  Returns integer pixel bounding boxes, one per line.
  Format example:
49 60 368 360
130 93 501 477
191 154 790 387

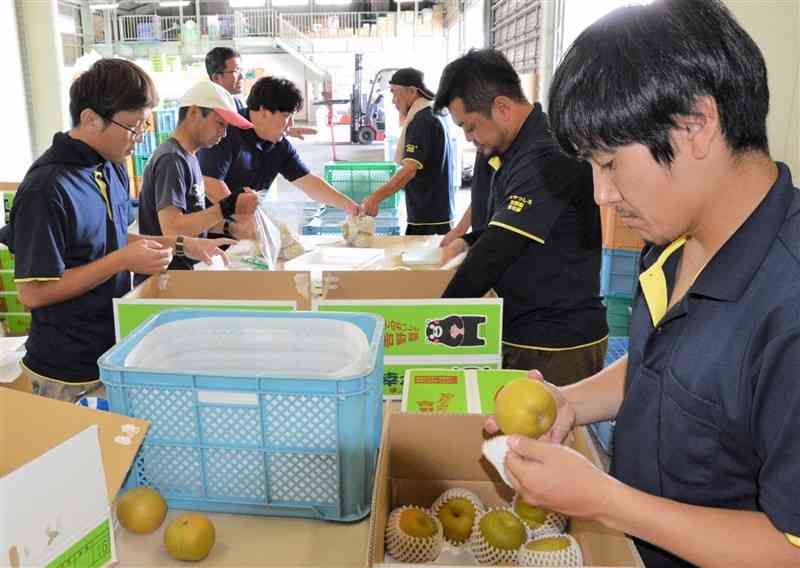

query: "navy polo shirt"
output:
7 132 133 382
197 108 309 195
486 104 607 348
402 107 454 225
613 163 800 567
470 153 493 231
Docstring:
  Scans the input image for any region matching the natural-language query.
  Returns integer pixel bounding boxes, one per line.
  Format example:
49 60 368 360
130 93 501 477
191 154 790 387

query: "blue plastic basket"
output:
600 248 640 297
134 132 157 157
590 337 630 456
98 309 385 522
154 108 178 136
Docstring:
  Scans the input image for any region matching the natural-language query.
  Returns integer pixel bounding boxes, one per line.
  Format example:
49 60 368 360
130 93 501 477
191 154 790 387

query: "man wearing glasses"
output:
6 59 232 402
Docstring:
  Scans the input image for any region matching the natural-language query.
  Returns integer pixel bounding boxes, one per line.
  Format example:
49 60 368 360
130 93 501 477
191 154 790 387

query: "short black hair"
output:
548 0 770 165
177 106 213 124
247 77 303 113
433 49 527 116
205 47 240 78
69 58 158 127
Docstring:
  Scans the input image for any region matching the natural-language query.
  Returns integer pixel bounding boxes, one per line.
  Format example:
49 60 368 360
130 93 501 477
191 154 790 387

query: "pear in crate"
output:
470 508 527 565
518 534 584 567
431 488 485 546
385 506 444 563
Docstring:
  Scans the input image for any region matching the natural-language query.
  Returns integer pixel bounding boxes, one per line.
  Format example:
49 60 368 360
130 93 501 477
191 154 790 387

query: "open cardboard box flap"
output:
0 387 149 503
368 412 643 567
132 270 312 309
320 270 456 300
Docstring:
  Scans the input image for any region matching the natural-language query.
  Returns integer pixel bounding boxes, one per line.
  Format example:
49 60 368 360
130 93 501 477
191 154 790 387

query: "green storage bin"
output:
133 155 149 177
2 312 31 335
323 162 401 209
0 292 24 313
156 132 172 145
3 192 14 224
604 294 633 336
0 269 15 292
0 245 14 269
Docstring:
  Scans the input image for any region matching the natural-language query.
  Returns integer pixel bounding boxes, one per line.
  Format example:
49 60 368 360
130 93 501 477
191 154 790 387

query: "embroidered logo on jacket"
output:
507 195 532 213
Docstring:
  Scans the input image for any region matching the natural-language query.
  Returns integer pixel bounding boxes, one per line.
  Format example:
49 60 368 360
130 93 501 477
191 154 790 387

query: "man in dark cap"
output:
361 67 454 235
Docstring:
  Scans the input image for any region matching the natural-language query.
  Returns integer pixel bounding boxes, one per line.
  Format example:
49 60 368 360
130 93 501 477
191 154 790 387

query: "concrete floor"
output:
271 123 472 232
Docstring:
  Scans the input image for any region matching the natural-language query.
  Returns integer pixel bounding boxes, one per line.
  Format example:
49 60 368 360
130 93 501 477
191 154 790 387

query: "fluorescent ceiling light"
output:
228 0 265 7
159 1 191 6
90 2 119 8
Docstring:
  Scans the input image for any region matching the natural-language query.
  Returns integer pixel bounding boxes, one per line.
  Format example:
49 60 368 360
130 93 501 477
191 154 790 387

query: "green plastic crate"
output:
156 132 172 145
2 312 31 335
604 294 633 336
0 245 13 269
133 155 149 177
0 269 15 292
3 192 14 224
0 292 24 313
323 162 400 209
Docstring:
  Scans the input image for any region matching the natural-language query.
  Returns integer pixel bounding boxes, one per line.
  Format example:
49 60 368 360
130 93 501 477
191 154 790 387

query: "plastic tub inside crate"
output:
98 309 385 522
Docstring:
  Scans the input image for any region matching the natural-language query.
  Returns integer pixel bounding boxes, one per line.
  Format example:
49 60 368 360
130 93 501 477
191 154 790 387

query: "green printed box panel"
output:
317 301 502 357
0 245 14 269
384 361 500 399
402 369 469 413
1 292 25 313
0 269 16 292
47 518 112 568
115 302 296 340
475 369 530 415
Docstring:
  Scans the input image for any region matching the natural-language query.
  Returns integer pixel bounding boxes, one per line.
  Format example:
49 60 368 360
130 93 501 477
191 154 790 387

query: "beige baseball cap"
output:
178 81 254 129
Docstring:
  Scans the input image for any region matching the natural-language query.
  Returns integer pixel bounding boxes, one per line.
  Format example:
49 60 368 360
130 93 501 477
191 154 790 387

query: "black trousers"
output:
406 223 452 236
502 338 608 387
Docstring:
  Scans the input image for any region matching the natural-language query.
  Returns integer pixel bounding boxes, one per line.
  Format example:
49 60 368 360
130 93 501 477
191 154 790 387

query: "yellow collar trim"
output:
488 156 502 171
638 235 689 326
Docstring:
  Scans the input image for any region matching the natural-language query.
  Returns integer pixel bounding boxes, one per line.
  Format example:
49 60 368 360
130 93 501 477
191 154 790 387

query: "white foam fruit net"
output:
384 505 444 563
518 533 584 567
469 507 524 565
430 488 486 547
511 494 569 539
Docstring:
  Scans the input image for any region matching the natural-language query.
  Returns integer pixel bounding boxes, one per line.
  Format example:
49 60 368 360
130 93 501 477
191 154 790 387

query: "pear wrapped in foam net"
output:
430 488 485 546
470 507 526 565
342 215 376 247
384 505 444 563
518 534 583 567
511 493 568 539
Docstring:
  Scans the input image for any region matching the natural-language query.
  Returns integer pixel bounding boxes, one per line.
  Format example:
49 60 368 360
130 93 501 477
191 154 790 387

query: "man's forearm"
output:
293 174 355 210
602 481 800 567
562 356 627 426
16 253 125 310
203 176 231 203
372 162 417 203
158 205 225 238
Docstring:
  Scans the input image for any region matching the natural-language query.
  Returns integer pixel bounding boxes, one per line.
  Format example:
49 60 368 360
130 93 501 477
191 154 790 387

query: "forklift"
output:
350 54 399 145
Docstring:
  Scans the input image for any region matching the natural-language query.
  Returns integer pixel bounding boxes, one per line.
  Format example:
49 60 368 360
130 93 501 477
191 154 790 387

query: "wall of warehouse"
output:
0 1 33 183
726 0 799 174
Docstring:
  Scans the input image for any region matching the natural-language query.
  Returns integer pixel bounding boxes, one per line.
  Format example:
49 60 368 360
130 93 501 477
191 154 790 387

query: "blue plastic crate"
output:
301 222 402 236
98 309 384 522
134 132 157 157
154 108 178 136
600 248 640 298
590 337 630 456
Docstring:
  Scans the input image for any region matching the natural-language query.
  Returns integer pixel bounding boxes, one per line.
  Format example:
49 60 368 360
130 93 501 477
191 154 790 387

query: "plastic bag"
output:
253 205 282 270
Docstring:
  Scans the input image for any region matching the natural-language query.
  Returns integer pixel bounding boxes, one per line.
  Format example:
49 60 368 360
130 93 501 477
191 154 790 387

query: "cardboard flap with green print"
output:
315 282 503 398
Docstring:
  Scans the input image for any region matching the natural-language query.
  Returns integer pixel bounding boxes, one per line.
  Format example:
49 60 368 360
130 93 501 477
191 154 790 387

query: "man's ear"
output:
79 108 103 132
491 96 514 121
674 96 719 160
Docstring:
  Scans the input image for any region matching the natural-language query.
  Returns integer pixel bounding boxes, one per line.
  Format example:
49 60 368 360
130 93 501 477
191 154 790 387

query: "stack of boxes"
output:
599 206 644 337
302 162 402 236
125 106 179 198
0 244 30 336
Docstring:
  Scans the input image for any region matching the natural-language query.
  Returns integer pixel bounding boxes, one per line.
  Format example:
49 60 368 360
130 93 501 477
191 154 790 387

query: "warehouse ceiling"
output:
97 1 441 16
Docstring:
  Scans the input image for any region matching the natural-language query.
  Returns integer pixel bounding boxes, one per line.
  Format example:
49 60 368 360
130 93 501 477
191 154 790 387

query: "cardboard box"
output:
114 270 310 340
367 412 644 567
0 389 149 568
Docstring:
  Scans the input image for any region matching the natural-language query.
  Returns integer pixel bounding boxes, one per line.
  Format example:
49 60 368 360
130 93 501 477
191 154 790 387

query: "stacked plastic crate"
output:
302 162 402 236
0 245 30 336
600 206 644 337
125 106 179 198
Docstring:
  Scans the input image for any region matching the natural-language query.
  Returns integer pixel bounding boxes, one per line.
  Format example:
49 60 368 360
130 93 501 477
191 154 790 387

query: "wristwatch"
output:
175 235 185 257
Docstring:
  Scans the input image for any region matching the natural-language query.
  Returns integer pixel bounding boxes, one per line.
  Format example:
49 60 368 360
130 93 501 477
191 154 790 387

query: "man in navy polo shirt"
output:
361 68 455 235
436 49 608 385
487 1 800 566
7 59 233 402
198 76 358 218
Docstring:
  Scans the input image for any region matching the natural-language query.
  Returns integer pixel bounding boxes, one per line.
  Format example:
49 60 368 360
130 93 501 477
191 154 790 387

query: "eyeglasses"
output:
107 117 151 139
219 69 244 77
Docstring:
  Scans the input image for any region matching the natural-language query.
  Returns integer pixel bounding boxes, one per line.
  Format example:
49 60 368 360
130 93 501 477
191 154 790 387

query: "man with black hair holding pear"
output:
486 1 800 567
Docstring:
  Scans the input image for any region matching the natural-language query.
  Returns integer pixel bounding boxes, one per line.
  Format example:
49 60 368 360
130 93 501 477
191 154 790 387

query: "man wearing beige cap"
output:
137 81 259 282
